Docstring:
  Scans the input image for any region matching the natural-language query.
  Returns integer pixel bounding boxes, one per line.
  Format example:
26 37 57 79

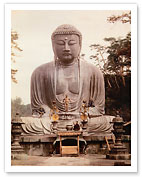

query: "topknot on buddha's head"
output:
51 24 82 46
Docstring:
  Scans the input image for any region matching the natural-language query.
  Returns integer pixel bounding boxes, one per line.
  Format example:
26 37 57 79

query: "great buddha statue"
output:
21 24 114 135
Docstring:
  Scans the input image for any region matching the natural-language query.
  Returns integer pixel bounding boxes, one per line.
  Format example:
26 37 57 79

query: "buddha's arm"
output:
30 63 55 116
89 67 105 116
30 68 46 114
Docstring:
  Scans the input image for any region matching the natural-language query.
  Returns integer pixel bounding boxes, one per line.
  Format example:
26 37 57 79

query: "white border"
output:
5 3 137 172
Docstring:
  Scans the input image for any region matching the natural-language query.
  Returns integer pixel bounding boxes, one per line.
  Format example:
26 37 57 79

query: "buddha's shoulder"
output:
32 61 54 74
81 59 103 75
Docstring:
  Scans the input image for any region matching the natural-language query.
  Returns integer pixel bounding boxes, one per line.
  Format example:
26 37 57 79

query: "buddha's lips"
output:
63 53 72 56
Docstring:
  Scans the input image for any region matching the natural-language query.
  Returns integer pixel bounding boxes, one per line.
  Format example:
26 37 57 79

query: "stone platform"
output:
19 133 131 156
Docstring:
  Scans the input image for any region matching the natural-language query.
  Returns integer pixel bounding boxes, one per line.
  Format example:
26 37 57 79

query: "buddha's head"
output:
51 24 82 65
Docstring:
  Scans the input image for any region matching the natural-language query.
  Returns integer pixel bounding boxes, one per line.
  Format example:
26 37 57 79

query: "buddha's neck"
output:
59 58 78 67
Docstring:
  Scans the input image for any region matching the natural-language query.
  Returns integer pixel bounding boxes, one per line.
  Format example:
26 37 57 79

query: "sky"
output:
11 10 130 104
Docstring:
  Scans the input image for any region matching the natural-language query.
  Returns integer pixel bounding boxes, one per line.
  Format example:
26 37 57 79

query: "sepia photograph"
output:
5 3 137 172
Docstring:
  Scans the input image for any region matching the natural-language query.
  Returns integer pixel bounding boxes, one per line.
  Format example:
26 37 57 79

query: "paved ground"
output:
11 154 131 166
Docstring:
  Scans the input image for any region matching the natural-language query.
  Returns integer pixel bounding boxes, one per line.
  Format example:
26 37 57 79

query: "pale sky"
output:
11 10 130 104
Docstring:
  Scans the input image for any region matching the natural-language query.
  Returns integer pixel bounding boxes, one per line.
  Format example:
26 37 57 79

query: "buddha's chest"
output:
55 65 79 96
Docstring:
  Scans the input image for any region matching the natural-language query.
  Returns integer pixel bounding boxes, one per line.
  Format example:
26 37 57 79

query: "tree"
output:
90 11 131 86
11 30 23 83
106 11 131 83
105 32 131 83
89 12 131 121
90 44 109 74
11 97 22 118
90 32 131 88
11 97 32 118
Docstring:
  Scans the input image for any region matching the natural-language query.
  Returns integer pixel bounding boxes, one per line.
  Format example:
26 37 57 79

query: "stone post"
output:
106 114 131 160
11 113 25 159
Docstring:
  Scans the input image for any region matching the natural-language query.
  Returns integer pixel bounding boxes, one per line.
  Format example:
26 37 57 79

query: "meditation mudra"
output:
21 24 113 135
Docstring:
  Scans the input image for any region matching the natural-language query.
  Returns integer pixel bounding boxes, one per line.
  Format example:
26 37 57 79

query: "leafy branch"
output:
107 11 131 24
11 30 23 83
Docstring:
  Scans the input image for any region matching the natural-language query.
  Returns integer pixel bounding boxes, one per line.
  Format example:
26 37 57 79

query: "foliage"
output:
107 11 131 24
105 12 131 79
105 32 131 76
90 44 109 75
90 32 131 75
11 97 32 119
105 74 131 122
11 30 23 83
90 32 131 89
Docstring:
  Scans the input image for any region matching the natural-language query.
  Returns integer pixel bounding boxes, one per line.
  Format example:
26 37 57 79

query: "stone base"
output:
106 153 131 160
11 149 28 160
11 145 24 152
18 134 131 156
11 144 27 160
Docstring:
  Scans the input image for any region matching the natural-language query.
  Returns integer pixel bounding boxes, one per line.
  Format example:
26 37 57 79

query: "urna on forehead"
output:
51 24 82 45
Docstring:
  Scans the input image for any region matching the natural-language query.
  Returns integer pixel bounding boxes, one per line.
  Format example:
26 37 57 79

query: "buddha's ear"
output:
52 40 56 56
52 43 58 61
78 46 81 58
54 55 57 61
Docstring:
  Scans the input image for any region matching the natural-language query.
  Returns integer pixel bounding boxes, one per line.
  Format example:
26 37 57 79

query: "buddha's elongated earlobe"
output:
54 55 59 66
54 55 57 61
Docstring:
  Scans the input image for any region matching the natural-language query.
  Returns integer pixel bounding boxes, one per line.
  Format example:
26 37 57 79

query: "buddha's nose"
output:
63 43 70 52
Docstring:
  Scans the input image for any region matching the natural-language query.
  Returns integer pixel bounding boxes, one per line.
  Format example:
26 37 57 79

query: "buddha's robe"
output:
21 59 109 135
21 115 114 135
31 59 105 116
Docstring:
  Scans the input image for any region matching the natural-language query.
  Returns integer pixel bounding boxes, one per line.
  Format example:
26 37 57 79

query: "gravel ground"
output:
11 154 131 166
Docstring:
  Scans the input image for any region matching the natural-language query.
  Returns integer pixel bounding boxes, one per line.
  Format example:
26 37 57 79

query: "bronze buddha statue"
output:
21 24 113 135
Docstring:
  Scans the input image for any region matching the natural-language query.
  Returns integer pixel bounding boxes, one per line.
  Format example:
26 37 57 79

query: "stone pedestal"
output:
11 113 26 159
106 115 131 160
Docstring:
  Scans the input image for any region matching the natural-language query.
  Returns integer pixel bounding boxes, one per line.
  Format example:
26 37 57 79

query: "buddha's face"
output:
53 34 81 65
